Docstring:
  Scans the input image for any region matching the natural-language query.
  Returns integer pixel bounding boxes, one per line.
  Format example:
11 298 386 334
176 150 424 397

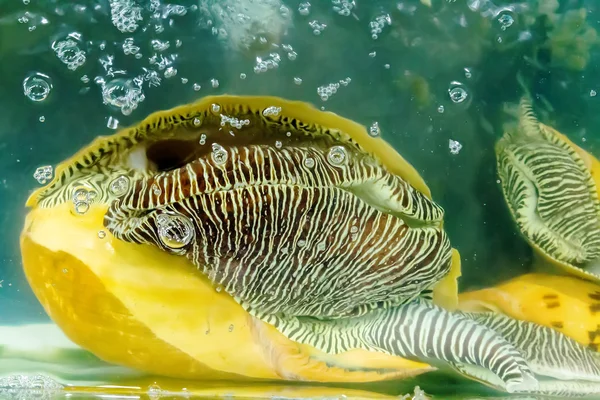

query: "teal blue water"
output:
1 0 600 398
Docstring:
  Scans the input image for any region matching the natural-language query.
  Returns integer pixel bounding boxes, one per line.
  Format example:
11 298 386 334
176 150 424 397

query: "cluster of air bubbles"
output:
304 157 316 168
211 78 219 88
98 54 126 78
263 106 281 117
317 78 351 101
23 73 52 102
309 20 327 35
497 11 514 31
369 122 381 137
332 0 355 16
152 183 162 196
134 68 162 88
254 53 281 74
370 14 392 40
449 139 462 155
122 37 141 56
199 133 207 145
72 186 97 215
156 212 194 251
464 68 472 79
109 175 129 196
281 44 297 61
149 53 177 74
327 146 348 166
211 143 228 165
0 374 64 390
298 2 311 16
162 4 188 18
52 35 86 71
220 114 250 129
33 165 53 184
151 39 170 52
109 0 143 33
294 77 303 85
101 78 145 116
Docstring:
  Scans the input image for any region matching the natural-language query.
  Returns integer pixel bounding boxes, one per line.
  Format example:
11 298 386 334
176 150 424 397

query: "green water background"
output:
0 0 599 328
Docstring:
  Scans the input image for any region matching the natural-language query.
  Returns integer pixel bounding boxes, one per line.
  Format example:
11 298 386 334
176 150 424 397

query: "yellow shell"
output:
458 273 600 352
21 95 460 384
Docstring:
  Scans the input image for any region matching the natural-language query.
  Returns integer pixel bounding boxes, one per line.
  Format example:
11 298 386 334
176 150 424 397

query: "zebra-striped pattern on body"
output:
106 182 450 319
496 102 600 267
461 311 600 396
104 143 450 319
258 299 537 393
106 144 443 225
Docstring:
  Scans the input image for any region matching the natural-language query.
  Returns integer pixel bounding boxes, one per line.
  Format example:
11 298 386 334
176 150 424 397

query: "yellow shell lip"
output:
26 95 433 210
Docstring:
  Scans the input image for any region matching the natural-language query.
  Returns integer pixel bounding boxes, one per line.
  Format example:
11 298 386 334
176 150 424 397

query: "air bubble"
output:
33 165 53 184
304 157 315 168
23 73 52 102
449 139 462 155
152 183 162 196
298 2 311 16
193 117 201 126
294 77 303 85
228 324 234 332
39 116 45 122
211 78 219 88
109 175 129 196
156 212 195 251
437 105 445 113
107 116 119 129
591 90 597 97
98 230 107 239
275 141 282 149
240 73 246 79
369 122 380 137
448 81 469 104
122 37 140 55
193 83 201 91
74 201 90 215
497 12 514 31
181 77 188 84
211 103 221 113
327 146 347 166
101 78 145 116
211 143 228 165
164 66 177 78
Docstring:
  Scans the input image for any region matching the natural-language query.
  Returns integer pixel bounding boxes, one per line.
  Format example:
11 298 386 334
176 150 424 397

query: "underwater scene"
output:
2 0 600 399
